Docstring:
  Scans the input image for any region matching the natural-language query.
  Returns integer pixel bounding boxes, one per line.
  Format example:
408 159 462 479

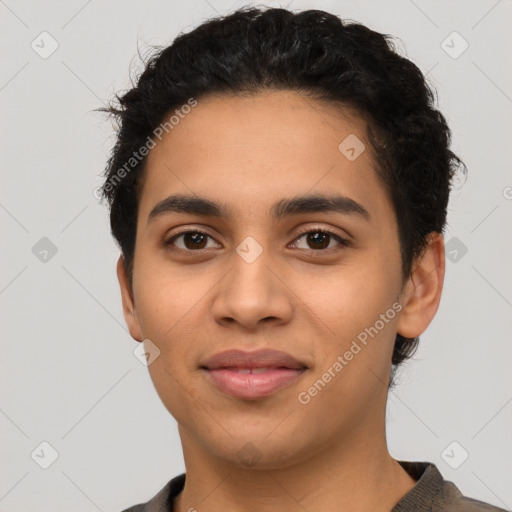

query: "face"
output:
118 90 444 470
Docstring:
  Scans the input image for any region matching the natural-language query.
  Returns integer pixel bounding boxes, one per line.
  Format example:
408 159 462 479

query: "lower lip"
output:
203 367 307 399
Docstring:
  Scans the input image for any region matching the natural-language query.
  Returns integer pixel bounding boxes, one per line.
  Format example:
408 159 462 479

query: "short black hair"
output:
97 6 466 376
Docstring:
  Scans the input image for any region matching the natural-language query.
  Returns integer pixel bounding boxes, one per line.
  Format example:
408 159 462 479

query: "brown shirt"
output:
121 460 507 512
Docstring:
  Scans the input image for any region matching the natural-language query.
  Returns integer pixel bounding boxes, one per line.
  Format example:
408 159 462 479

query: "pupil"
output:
308 232 329 249
185 233 206 249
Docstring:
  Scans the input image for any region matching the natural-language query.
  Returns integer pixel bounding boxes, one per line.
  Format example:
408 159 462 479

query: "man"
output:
98 6 505 512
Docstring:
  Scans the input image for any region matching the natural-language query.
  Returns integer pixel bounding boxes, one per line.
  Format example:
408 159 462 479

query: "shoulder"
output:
437 480 508 512
395 461 507 512
119 473 185 512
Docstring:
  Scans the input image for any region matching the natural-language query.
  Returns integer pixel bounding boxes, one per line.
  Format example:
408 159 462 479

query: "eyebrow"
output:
147 193 370 224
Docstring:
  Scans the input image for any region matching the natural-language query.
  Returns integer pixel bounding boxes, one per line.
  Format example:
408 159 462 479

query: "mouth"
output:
202 367 307 399
200 348 308 400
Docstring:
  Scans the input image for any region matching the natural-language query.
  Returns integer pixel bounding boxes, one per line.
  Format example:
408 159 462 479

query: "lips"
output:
200 348 308 399
200 348 307 371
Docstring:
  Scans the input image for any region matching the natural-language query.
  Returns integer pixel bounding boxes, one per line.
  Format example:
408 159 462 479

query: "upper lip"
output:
200 349 308 370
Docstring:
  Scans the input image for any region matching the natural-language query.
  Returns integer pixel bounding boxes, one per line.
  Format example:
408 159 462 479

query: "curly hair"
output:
97 6 466 379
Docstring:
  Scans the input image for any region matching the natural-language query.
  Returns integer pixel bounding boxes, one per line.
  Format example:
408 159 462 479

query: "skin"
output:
117 90 445 512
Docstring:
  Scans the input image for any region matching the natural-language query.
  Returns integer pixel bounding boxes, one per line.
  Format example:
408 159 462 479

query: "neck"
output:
174 419 416 512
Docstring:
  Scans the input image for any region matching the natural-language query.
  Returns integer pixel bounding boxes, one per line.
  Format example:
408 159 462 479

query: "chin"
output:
199 428 311 471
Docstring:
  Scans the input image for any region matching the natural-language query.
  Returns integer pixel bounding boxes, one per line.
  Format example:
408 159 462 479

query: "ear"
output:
116 255 143 342
396 232 445 338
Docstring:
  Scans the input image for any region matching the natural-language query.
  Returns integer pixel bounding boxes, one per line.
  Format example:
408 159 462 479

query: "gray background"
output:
1 0 511 510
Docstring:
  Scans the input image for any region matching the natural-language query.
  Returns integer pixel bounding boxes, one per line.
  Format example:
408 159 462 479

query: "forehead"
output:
138 90 393 227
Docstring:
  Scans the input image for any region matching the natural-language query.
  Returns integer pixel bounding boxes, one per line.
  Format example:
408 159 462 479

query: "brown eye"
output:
165 230 218 251
292 229 348 251
164 227 348 254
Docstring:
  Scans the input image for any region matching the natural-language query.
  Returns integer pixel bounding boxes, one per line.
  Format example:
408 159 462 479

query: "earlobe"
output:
116 255 143 342
396 232 445 339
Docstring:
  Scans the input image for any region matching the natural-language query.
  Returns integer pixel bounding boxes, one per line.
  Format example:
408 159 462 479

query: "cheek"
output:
133 256 200 337
134 270 207 422
301 258 397 332
132 260 215 380
299 259 401 384
296 279 399 427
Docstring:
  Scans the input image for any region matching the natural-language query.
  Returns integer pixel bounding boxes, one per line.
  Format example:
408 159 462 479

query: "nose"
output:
210 241 294 331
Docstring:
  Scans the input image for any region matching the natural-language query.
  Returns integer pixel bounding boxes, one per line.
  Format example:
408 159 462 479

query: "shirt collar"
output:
391 461 444 511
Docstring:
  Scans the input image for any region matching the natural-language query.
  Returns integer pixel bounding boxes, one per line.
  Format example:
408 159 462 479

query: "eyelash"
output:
163 226 350 254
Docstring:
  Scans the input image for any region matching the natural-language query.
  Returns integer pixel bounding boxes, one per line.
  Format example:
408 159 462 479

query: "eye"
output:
164 227 349 253
164 230 220 251
290 228 349 252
